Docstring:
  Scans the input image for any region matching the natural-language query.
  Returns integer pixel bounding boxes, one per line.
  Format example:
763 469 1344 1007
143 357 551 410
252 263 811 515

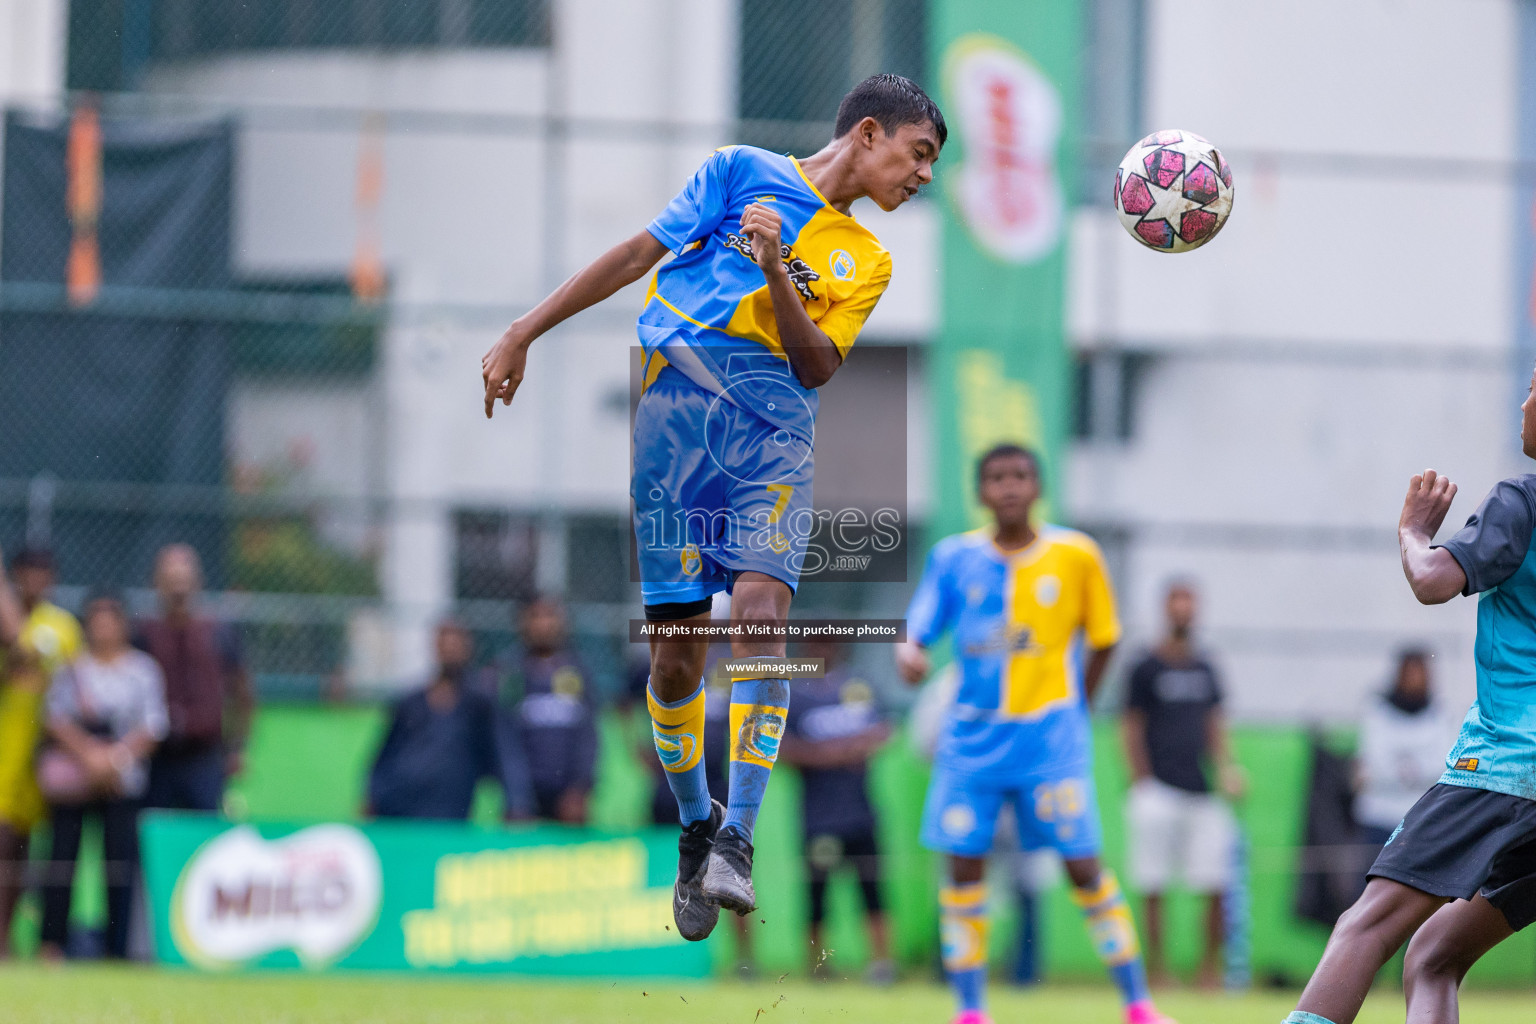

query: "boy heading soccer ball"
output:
482 74 944 939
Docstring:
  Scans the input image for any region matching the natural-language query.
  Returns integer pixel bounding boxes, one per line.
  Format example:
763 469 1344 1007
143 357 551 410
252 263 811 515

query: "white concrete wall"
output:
142 1 745 683
1064 0 1521 721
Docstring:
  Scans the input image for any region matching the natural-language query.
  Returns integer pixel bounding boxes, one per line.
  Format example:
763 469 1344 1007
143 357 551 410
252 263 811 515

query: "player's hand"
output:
1220 762 1248 802
482 324 532 419
895 642 930 685
1399 469 1457 541
740 203 784 274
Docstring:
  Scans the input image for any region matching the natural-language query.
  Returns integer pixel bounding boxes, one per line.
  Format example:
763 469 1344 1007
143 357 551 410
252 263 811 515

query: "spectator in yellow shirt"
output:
0 546 82 957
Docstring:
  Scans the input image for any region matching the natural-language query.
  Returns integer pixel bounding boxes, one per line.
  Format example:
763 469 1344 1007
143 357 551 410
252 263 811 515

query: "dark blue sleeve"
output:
1124 657 1157 712
367 697 411 808
647 149 732 253
492 705 535 817
1434 478 1536 595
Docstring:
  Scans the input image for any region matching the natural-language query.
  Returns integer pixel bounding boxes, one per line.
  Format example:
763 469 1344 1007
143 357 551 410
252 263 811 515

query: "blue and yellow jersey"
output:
641 145 893 443
907 526 1121 780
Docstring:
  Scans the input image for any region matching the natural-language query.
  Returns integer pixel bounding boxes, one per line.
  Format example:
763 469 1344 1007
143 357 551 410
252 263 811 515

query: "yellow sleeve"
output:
817 252 892 358
58 613 83 663
1079 539 1122 650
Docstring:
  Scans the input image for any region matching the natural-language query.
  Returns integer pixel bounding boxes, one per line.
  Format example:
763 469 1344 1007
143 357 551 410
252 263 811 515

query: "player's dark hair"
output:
975 443 1040 487
834 74 947 147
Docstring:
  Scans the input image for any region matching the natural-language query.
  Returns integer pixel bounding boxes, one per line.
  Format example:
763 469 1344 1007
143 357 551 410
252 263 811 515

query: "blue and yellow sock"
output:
1071 869 1151 1009
1283 1014 1338 1024
940 881 989 1013
720 659 789 842
646 679 711 825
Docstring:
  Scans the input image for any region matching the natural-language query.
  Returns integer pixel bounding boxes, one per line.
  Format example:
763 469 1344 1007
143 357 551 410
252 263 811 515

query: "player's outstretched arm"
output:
740 203 843 389
482 230 669 418
1399 469 1465 604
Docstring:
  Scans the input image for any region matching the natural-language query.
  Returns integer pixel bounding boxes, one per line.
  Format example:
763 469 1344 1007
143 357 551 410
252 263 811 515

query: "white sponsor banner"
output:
945 34 1064 264
171 823 384 969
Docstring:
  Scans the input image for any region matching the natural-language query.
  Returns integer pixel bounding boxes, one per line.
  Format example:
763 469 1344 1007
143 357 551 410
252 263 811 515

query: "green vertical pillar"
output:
928 0 1081 535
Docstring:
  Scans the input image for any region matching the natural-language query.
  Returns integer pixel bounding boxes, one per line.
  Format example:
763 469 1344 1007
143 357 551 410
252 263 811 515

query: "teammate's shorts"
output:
804 829 883 923
1368 782 1536 931
632 369 814 607
1124 778 1235 893
920 764 1102 860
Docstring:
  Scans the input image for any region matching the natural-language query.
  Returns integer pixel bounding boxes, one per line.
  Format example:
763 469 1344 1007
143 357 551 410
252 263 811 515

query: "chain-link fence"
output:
0 0 942 703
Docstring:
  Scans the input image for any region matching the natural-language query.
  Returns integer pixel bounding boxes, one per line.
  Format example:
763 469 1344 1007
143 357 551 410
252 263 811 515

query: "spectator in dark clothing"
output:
368 620 531 821
484 596 597 824
1121 580 1244 988
134 544 254 812
781 640 894 984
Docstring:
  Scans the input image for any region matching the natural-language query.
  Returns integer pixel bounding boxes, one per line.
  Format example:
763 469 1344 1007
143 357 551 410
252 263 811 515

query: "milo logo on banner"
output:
944 34 1064 264
170 824 384 969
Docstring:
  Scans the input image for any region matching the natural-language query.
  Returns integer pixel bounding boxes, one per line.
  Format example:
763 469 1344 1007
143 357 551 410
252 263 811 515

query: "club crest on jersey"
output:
724 234 820 300
829 249 856 281
680 543 702 576
1034 575 1061 608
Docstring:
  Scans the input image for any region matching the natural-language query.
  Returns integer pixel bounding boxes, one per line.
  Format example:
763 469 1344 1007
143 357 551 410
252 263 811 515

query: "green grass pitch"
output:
2 966 1532 1024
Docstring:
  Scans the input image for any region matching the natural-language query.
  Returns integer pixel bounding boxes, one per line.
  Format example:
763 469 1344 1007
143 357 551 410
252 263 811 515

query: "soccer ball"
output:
1113 129 1234 252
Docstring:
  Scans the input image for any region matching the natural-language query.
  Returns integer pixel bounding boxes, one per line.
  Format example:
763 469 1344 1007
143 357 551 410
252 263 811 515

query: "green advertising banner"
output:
929 0 1080 535
140 812 712 976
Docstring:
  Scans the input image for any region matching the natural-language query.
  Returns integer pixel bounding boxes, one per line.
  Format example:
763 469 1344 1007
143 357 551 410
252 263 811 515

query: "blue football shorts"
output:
920 764 1103 860
632 368 814 606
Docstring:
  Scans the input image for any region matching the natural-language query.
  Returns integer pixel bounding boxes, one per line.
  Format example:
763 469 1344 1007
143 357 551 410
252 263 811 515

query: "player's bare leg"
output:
703 572 793 915
1403 895 1513 1024
1197 891 1226 989
647 619 725 940
1141 891 1168 985
1288 878 1447 1024
1063 855 1171 1024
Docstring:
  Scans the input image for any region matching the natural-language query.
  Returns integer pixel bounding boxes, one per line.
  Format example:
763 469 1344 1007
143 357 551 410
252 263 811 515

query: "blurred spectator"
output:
38 592 167 961
781 640 894 984
134 544 254 812
484 596 597 825
1121 580 1243 988
1355 649 1459 848
367 620 530 821
0 546 83 956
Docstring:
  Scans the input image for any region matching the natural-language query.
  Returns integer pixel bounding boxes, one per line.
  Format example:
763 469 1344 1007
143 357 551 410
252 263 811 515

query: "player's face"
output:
1166 587 1197 633
1523 368 1536 459
436 625 473 673
15 565 52 605
858 118 940 211
977 455 1040 525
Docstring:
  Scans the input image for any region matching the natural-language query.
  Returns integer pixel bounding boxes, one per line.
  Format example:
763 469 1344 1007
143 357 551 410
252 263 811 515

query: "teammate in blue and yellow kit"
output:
897 445 1173 1024
482 75 944 940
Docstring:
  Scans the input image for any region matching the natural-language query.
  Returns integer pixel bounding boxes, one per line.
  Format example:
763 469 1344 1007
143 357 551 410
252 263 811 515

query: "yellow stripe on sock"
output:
728 702 786 769
940 886 989 971
647 686 705 774
1072 870 1142 966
